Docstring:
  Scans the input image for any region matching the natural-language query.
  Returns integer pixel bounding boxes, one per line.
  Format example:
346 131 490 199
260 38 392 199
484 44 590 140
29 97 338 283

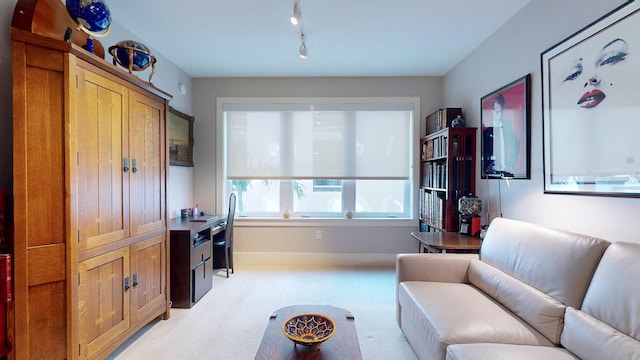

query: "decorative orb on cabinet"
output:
108 40 158 83
65 0 112 53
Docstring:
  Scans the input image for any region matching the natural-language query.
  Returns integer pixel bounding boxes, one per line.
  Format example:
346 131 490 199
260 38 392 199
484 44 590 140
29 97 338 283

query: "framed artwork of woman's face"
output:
542 0 640 196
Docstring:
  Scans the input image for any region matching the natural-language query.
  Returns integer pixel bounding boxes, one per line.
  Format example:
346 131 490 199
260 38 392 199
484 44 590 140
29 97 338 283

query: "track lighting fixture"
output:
290 0 308 59
290 1 301 25
299 34 307 59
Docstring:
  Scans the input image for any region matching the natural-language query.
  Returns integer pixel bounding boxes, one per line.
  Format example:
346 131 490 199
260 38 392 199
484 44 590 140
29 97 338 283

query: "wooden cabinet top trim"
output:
12 28 173 101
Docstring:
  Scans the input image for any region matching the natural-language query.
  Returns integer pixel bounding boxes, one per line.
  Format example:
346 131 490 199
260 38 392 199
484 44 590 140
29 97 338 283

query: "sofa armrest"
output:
396 253 478 284
396 253 478 327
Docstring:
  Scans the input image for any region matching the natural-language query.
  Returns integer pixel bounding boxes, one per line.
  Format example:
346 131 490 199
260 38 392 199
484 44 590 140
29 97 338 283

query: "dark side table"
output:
411 232 482 254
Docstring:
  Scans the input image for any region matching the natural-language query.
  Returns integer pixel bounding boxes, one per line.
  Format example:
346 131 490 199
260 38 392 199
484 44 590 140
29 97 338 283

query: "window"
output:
220 97 418 219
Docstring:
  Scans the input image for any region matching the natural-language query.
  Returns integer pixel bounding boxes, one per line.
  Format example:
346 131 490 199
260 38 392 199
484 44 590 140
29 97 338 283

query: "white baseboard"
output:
234 252 397 269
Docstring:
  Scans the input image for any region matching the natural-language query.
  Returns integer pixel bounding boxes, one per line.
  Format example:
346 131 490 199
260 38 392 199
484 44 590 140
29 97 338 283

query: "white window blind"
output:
224 99 413 180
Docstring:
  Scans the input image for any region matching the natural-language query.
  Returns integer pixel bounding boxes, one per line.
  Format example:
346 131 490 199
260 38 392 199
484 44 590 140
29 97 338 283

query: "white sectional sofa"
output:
396 218 640 360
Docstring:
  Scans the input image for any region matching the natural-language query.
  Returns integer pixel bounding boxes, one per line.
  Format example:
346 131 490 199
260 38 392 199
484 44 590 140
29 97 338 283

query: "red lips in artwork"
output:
577 89 606 109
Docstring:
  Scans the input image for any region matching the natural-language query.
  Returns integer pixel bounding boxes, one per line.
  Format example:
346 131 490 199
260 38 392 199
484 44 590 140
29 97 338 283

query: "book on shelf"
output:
419 189 445 230
425 108 462 135
423 136 448 160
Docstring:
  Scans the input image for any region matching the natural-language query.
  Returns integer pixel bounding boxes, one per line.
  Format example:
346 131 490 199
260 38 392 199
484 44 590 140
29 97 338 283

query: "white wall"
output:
193 77 443 267
443 0 639 243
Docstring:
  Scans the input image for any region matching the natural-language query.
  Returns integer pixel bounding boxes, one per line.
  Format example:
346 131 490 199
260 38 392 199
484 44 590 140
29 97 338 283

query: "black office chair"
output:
214 192 236 278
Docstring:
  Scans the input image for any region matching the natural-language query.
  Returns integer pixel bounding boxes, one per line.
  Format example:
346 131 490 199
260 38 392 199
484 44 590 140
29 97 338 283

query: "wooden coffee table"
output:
255 305 363 360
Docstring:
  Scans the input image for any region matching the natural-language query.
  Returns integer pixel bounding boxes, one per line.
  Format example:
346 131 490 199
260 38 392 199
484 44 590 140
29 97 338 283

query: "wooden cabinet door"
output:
128 90 166 236
75 68 130 251
130 235 166 323
78 248 130 359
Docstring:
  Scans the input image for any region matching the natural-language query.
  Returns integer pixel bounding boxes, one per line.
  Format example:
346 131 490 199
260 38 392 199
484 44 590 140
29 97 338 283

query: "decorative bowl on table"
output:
282 313 336 350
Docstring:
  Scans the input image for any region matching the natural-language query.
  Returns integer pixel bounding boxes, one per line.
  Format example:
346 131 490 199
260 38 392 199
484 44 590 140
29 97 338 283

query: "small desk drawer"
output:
191 240 212 268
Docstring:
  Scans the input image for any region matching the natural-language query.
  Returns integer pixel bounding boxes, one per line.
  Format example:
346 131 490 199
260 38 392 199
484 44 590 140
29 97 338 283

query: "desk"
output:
411 232 482 254
169 216 225 308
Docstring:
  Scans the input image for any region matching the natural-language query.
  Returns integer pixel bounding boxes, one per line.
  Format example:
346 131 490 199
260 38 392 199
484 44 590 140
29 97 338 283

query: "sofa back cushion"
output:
479 218 609 309
561 242 640 359
469 260 567 344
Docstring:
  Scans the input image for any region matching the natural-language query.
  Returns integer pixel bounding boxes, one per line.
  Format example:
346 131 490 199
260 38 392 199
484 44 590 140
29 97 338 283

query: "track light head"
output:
290 2 301 25
299 40 308 59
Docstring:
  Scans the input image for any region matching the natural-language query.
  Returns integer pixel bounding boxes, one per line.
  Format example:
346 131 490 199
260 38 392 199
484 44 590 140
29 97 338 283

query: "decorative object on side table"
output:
458 194 482 216
479 226 488 240
282 313 336 350
108 40 158 83
458 194 482 236
65 0 112 53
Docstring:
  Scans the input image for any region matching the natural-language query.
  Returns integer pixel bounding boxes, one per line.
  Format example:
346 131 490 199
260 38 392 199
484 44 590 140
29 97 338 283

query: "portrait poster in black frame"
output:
480 74 531 180
168 106 194 167
541 0 640 197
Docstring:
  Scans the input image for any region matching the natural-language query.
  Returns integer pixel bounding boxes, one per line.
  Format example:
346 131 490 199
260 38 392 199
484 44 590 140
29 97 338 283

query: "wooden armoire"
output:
10 0 172 358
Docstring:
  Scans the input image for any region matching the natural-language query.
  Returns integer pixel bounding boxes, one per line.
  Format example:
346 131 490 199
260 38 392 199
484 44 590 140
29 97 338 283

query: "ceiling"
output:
106 0 530 78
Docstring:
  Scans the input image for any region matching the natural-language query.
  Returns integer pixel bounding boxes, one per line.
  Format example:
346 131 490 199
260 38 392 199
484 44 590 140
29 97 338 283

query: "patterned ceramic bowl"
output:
282 313 336 349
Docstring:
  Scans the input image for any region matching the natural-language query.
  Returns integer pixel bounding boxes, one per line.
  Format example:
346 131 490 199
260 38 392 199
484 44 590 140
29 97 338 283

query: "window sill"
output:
234 217 416 228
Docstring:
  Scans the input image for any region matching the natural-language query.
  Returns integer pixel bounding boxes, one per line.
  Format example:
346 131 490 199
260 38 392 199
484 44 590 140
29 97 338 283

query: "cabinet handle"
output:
123 158 130 173
133 273 138 287
124 276 130 291
132 159 138 173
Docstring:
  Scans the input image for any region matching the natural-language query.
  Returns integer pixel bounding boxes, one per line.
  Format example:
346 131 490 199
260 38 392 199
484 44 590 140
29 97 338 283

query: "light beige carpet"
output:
107 267 418 359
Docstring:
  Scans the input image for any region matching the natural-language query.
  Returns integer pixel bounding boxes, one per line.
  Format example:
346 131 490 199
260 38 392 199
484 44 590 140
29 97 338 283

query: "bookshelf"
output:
419 126 476 232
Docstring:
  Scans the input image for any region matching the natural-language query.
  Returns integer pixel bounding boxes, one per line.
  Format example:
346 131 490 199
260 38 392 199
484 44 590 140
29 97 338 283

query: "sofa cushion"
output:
480 218 609 308
581 242 640 340
468 259 566 344
561 308 640 360
560 242 640 360
445 343 578 360
398 281 553 360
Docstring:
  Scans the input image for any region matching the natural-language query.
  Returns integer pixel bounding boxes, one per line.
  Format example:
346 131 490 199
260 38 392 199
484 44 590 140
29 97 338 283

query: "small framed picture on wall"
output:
168 106 194 167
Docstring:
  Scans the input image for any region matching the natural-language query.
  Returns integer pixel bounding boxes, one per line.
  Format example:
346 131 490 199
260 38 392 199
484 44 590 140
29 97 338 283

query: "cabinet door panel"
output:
78 247 130 359
76 68 130 251
129 91 166 236
130 235 167 323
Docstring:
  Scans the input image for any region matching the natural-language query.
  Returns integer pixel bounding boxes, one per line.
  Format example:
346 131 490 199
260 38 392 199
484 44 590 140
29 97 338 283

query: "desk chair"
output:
214 192 236 278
